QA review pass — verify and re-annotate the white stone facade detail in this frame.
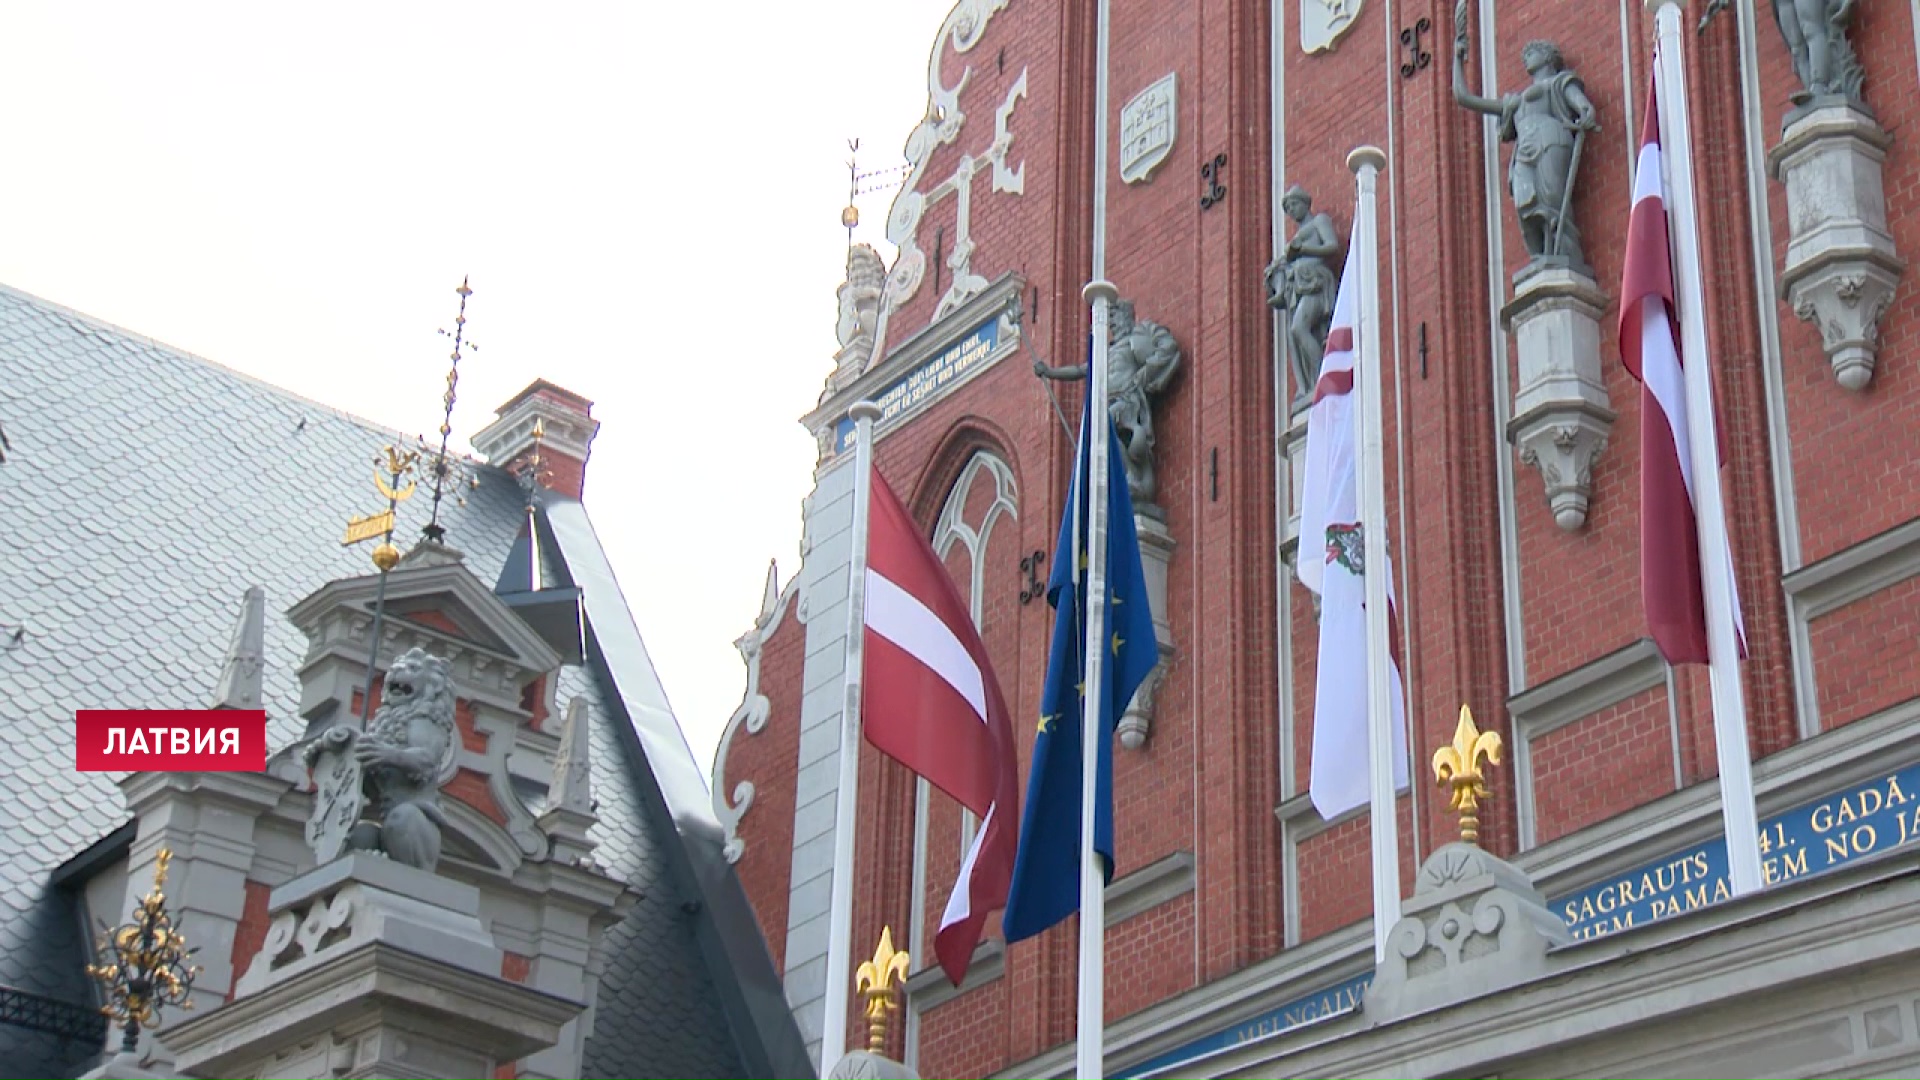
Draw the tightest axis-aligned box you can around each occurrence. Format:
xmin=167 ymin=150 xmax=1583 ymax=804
xmin=1768 ymin=104 xmax=1906 ymax=391
xmin=1119 ymin=73 xmax=1177 ymax=185
xmin=713 ymin=561 xmax=798 ymax=864
xmin=869 ymin=0 xmax=1027 ymax=365
xmin=1501 ymin=265 xmax=1614 ymax=532
xmin=1301 ymin=0 xmax=1363 ymax=53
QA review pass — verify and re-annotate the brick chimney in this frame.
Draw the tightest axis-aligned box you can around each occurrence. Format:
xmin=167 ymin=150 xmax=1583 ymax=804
xmin=471 ymin=379 xmax=600 ymax=499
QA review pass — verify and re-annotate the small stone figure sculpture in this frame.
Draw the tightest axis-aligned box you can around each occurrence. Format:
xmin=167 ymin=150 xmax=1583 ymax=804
xmin=1265 ymin=185 xmax=1344 ymax=401
xmin=824 ymin=245 xmax=887 ymax=401
xmin=1778 ymin=0 xmax=1862 ymax=106
xmin=1452 ymin=2 xmax=1599 ymax=270
xmin=1703 ymin=0 xmax=1863 ymax=108
xmin=1034 ymin=299 xmax=1182 ymax=509
xmin=303 ymin=648 xmax=460 ymax=871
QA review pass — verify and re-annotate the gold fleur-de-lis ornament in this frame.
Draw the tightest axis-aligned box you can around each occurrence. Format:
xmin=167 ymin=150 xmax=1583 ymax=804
xmin=854 ymin=925 xmax=911 ymax=1054
xmin=1432 ymin=705 xmax=1504 ymax=845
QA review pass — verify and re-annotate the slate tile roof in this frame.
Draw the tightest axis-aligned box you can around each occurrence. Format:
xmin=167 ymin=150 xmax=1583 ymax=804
xmin=0 ymin=284 xmax=794 ymax=1078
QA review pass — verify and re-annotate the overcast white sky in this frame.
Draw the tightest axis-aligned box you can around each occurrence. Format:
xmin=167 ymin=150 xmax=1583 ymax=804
xmin=0 ymin=1 xmax=952 ymax=778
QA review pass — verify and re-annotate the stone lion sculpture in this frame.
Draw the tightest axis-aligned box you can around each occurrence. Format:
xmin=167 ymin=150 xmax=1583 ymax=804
xmin=303 ymin=648 xmax=459 ymax=871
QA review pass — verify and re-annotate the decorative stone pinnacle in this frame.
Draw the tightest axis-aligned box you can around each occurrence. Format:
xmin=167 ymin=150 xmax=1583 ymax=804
xmin=1432 ymin=704 xmax=1504 ymax=845
xmin=211 ymin=586 xmax=266 ymax=711
xmin=855 ymin=925 xmax=910 ymax=1054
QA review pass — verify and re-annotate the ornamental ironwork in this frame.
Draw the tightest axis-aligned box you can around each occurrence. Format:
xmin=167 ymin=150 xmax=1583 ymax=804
xmin=85 ymin=848 xmax=202 ymax=1053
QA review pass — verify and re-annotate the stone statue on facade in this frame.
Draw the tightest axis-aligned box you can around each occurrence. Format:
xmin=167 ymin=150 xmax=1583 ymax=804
xmin=1264 ymin=185 xmax=1344 ymax=403
xmin=302 ymin=648 xmax=460 ymax=872
xmin=1704 ymin=0 xmax=1863 ymax=110
xmin=824 ymin=245 xmax=887 ymax=402
xmin=1452 ymin=5 xmax=1599 ymax=272
xmin=1773 ymin=0 xmax=1863 ymax=108
xmin=1033 ymin=299 xmax=1182 ymax=510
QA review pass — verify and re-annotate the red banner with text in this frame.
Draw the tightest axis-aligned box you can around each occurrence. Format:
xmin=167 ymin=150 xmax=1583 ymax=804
xmin=75 ymin=710 xmax=268 ymax=772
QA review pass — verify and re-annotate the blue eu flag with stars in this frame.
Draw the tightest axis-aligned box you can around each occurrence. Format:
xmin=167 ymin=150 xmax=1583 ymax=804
xmin=1002 ymin=392 xmax=1160 ymax=942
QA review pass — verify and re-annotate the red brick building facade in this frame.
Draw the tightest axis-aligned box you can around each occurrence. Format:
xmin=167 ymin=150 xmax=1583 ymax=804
xmin=712 ymin=1 xmax=1920 ymax=1076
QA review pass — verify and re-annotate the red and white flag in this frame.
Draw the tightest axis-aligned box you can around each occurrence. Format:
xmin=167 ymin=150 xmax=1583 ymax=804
xmin=861 ymin=469 xmax=1020 ymax=985
xmin=1296 ymin=225 xmax=1409 ymax=821
xmin=1620 ymin=69 xmax=1745 ymax=666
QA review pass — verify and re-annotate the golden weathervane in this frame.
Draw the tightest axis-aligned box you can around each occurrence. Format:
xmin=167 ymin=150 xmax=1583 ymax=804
xmin=854 ymin=925 xmax=910 ymax=1054
xmin=1432 ymin=704 xmax=1504 ymax=845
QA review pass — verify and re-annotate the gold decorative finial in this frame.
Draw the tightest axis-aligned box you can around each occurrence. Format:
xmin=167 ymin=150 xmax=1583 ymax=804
xmin=371 ymin=542 xmax=402 ymax=572
xmin=854 ymin=925 xmax=910 ymax=1055
xmin=349 ymin=444 xmax=420 ymax=723
xmin=843 ymin=138 xmax=861 ymax=247
xmin=87 ymin=847 xmax=202 ymax=1053
xmin=1432 ymin=704 xmax=1504 ymax=845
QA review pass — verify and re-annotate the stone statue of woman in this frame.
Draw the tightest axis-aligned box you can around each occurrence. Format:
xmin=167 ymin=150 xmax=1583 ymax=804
xmin=1452 ymin=1 xmax=1599 ymax=272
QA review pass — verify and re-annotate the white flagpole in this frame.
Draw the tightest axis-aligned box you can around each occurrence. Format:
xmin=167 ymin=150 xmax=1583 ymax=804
xmin=1647 ymin=0 xmax=1763 ymax=896
xmin=822 ymin=399 xmax=884 ymax=1070
xmin=1347 ymin=145 xmax=1403 ymax=963
xmin=1078 ymin=0 xmax=1115 ymax=1071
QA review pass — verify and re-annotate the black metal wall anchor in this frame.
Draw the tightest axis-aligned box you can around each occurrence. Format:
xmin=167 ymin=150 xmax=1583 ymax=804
xmin=1200 ymin=153 xmax=1228 ymax=210
xmin=1400 ymin=18 xmax=1432 ymax=79
xmin=1019 ymin=549 xmax=1047 ymax=604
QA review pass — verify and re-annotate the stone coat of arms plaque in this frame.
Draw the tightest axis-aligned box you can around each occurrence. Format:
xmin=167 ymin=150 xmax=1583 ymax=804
xmin=1119 ymin=73 xmax=1177 ymax=185
xmin=1302 ymin=0 xmax=1363 ymax=54
xmin=305 ymin=726 xmax=363 ymax=864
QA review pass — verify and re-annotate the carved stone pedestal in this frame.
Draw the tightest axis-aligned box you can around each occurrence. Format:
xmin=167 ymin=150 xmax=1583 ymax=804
xmin=1119 ymin=512 xmax=1176 ymax=750
xmin=165 ymin=855 xmax=579 ymax=1079
xmin=1769 ymin=102 xmax=1905 ymax=391
xmin=1502 ymin=263 xmax=1614 ymax=531
xmin=1362 ymin=843 xmax=1573 ymax=1024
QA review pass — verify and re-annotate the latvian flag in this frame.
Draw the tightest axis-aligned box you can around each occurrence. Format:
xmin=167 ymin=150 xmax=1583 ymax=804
xmin=860 ymin=468 xmax=1021 ymax=985
xmin=1296 ymin=222 xmax=1409 ymax=821
xmin=1620 ymin=65 xmax=1746 ymax=665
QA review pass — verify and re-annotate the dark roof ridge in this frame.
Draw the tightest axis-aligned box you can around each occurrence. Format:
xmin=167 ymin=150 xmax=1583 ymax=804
xmin=0 ymin=282 xmax=438 ymax=450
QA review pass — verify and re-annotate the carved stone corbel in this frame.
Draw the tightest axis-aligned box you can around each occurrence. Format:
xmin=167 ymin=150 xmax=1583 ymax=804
xmin=1769 ymin=104 xmax=1905 ymax=391
xmin=1502 ymin=265 xmax=1614 ymax=531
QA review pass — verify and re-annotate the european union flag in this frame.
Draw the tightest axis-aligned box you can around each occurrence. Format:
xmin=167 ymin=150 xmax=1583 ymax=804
xmin=1002 ymin=393 xmax=1160 ymax=942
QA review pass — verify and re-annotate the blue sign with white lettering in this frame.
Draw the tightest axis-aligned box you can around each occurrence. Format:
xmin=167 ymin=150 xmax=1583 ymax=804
xmin=1549 ymin=758 xmax=1920 ymax=940
xmin=833 ymin=316 xmax=1002 ymax=453
xmin=1111 ymin=972 xmax=1372 ymax=1079
xmin=1109 ymin=758 xmax=1920 ymax=1077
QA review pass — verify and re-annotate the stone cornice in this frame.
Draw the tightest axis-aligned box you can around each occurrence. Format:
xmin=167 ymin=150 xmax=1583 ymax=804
xmin=1190 ymin=846 xmax=1920 ymax=1078
xmin=1784 ymin=514 xmax=1920 ymax=618
xmin=994 ymin=921 xmax=1374 ymax=1080
xmin=164 ymin=940 xmax=581 ymax=1076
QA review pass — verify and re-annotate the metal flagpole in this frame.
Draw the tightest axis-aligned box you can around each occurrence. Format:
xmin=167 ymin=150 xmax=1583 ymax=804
xmin=1079 ymin=0 xmax=1115 ymax=1071
xmin=1647 ymin=0 xmax=1763 ymax=896
xmin=1347 ymin=145 xmax=1403 ymax=963
xmin=823 ymin=399 xmax=884 ymax=1070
